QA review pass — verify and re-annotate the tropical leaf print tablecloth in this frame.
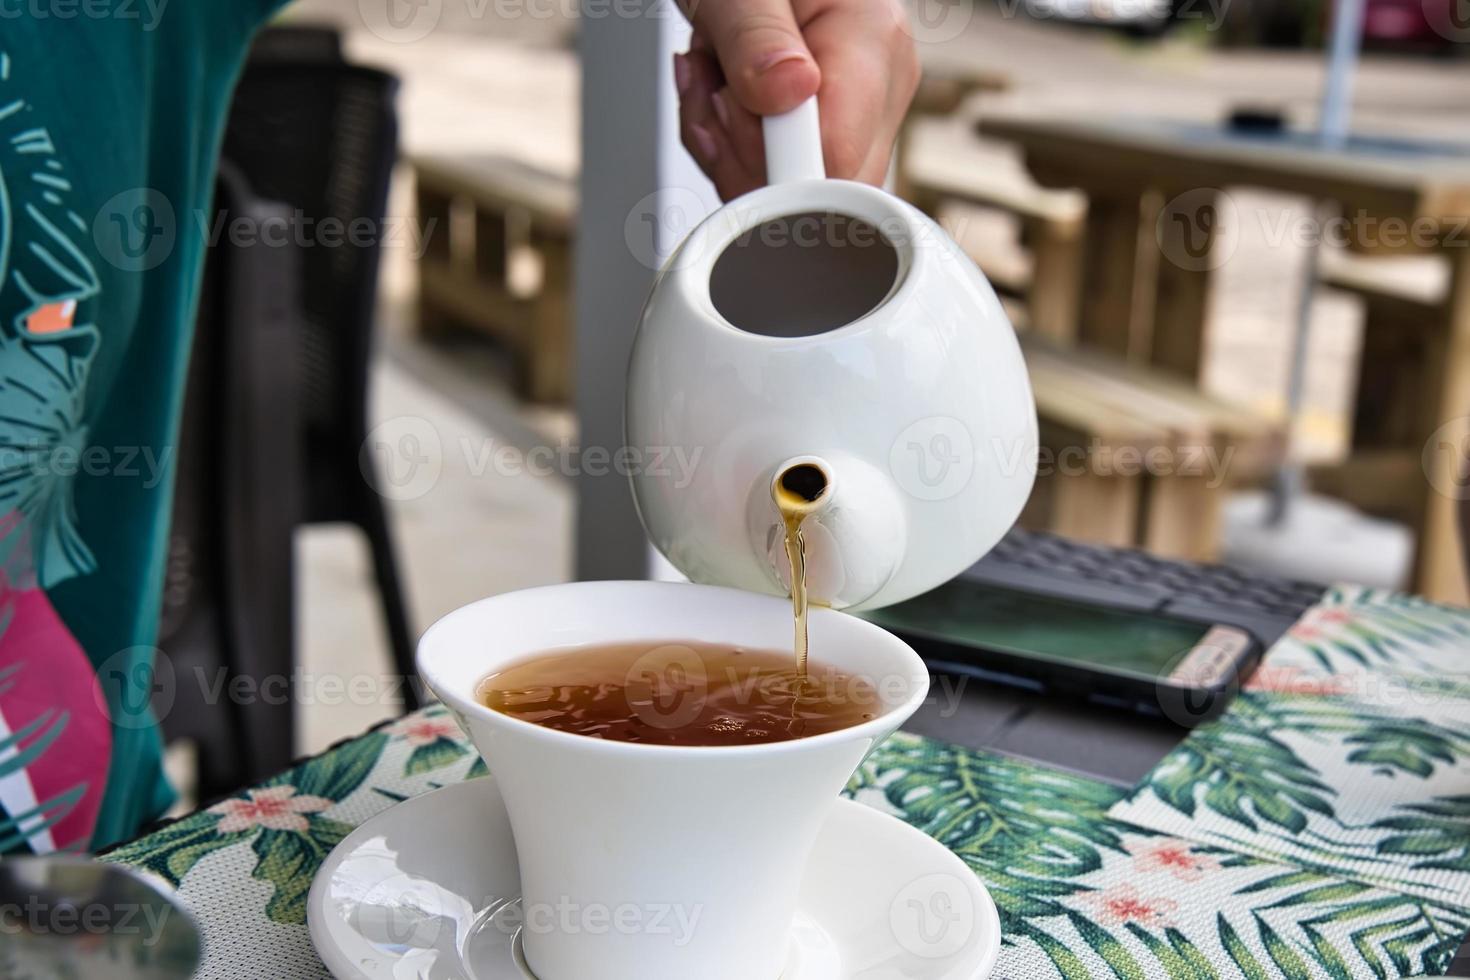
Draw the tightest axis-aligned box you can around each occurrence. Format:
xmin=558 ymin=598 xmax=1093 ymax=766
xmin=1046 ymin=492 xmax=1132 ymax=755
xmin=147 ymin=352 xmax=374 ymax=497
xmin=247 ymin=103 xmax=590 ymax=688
xmin=1112 ymin=587 xmax=1470 ymax=911
xmin=855 ymin=736 xmax=1469 ymax=979
xmin=104 ymin=586 xmax=1470 ymax=979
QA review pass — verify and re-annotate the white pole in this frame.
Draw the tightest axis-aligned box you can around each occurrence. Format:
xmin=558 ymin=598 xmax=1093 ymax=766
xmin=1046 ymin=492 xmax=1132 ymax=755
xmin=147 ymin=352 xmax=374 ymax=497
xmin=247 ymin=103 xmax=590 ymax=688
xmin=574 ymin=1 xmax=665 ymax=580
xmin=1319 ymin=0 xmax=1366 ymax=148
xmin=1270 ymin=0 xmax=1366 ymax=524
xmin=576 ymin=7 xmax=719 ymax=580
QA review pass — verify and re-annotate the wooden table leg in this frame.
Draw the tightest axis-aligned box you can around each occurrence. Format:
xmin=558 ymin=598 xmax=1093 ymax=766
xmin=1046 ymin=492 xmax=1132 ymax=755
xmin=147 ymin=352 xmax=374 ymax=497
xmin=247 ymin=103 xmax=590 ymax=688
xmin=1141 ymin=473 xmax=1223 ymax=562
xmin=415 ymin=181 xmax=456 ymax=339
xmin=1047 ymin=470 xmax=1141 ymax=548
xmin=1414 ymin=246 xmax=1470 ymax=605
xmin=1148 ymin=188 xmax=1220 ymax=380
xmin=1025 ymin=213 xmax=1084 ymax=344
xmin=1308 ymin=449 xmax=1422 ymax=523
xmin=527 ymin=233 xmax=573 ymax=404
xmin=1076 ymin=189 xmax=1150 ymax=360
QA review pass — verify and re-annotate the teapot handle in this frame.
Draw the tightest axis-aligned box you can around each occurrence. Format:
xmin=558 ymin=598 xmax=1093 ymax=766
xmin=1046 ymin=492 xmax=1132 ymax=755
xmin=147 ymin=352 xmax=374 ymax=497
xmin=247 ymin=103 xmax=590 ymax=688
xmin=763 ymin=96 xmax=825 ymax=184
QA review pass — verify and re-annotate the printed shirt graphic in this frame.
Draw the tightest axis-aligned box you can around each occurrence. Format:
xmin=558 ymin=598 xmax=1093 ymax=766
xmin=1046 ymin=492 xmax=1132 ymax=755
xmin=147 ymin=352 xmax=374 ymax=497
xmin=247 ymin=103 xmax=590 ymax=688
xmin=0 ymin=0 xmax=287 ymax=852
xmin=0 ymin=48 xmax=117 ymax=854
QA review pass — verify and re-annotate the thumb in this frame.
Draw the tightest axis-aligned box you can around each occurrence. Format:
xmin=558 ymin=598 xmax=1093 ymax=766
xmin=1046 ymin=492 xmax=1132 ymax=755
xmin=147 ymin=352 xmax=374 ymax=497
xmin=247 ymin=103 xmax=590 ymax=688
xmin=684 ymin=0 xmax=820 ymax=117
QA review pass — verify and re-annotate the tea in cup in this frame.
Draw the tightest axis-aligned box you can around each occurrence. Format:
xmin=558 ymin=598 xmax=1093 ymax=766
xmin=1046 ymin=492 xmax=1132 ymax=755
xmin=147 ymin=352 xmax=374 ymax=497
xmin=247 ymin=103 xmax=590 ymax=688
xmin=416 ymin=580 xmax=929 ymax=980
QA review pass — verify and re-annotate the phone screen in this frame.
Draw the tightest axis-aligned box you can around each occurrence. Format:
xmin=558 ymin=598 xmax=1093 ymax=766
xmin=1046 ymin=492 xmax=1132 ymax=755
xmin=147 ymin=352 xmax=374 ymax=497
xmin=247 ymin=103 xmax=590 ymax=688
xmin=864 ymin=580 xmax=1212 ymax=684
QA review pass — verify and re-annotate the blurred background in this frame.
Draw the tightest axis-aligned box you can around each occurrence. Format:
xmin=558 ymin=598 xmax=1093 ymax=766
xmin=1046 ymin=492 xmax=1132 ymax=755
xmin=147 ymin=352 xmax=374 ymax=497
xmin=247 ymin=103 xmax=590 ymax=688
xmin=162 ymin=0 xmax=1470 ymax=804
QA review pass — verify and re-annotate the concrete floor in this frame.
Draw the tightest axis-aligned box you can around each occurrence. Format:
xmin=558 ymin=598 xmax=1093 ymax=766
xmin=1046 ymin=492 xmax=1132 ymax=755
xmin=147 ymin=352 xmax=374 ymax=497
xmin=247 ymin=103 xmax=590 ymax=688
xmin=272 ymin=2 xmax=1470 ymax=756
xmin=295 ymin=362 xmax=572 ymax=753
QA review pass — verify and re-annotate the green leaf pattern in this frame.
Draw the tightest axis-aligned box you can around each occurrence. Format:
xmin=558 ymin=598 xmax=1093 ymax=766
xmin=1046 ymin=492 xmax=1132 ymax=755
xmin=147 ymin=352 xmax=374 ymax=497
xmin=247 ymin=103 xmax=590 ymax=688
xmin=0 ymin=662 xmax=88 ymax=852
xmin=102 ymin=586 xmax=1470 ymax=976
xmin=1113 ymin=587 xmax=1470 ymax=910
xmin=846 ymin=734 xmax=1470 ymax=978
xmin=387 ymin=709 xmax=471 ymax=776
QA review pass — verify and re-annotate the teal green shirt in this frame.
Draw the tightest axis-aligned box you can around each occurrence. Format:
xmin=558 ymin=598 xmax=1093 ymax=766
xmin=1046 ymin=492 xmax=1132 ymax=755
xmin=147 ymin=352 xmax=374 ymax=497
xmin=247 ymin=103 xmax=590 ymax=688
xmin=1 ymin=0 xmax=285 ymax=850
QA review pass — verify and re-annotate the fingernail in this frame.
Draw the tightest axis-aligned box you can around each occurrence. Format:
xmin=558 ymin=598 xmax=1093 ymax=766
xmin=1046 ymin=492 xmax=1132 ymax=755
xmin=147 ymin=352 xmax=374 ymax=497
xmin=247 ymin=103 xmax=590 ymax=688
xmin=711 ymin=91 xmax=731 ymax=130
xmin=673 ymin=53 xmax=691 ymax=96
xmin=691 ymin=123 xmax=718 ymax=162
xmin=756 ymin=50 xmax=809 ymax=74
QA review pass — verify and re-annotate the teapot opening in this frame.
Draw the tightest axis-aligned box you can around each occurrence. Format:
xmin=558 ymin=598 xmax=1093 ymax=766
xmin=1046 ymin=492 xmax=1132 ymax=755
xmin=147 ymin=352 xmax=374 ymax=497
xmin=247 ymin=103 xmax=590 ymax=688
xmin=777 ymin=462 xmax=829 ymax=507
xmin=709 ymin=211 xmax=901 ymax=338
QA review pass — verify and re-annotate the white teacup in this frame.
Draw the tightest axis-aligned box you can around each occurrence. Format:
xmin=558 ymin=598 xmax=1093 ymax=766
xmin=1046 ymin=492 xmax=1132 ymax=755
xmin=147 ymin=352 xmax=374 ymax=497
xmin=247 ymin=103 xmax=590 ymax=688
xmin=417 ymin=580 xmax=930 ymax=980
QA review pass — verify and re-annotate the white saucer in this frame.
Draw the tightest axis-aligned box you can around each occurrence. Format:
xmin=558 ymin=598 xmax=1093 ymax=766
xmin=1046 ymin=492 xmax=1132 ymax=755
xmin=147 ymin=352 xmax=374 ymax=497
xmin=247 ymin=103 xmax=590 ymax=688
xmin=308 ymin=778 xmax=1000 ymax=980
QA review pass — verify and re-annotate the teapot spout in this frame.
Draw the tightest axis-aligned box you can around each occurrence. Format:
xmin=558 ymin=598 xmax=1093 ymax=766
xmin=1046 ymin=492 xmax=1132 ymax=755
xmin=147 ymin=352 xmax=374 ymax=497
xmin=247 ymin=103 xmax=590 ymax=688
xmin=771 ymin=456 xmax=835 ymax=521
xmin=751 ymin=453 xmax=906 ymax=611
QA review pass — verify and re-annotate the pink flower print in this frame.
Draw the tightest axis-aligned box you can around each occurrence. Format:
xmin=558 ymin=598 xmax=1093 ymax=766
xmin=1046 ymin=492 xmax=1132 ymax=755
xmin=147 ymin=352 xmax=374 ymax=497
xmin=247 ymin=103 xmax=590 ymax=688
xmin=1127 ymin=839 xmax=1220 ymax=882
xmin=1245 ymin=665 xmax=1352 ymax=697
xmin=209 ymin=785 xmax=332 ymax=835
xmin=390 ymin=715 xmax=463 ymax=746
xmin=1080 ymin=884 xmax=1179 ymax=929
xmin=1288 ymin=607 xmax=1352 ymax=643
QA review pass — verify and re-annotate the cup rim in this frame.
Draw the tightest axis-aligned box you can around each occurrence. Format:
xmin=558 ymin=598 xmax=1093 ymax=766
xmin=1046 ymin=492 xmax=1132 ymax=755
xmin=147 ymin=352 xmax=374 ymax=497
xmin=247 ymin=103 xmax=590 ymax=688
xmin=417 ymin=580 xmax=931 ymax=758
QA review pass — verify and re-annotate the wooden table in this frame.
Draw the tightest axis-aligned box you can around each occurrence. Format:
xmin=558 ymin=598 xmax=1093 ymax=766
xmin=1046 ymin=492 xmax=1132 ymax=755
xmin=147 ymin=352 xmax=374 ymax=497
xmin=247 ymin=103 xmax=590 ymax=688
xmin=1021 ymin=333 xmax=1282 ymax=561
xmin=413 ymin=154 xmax=577 ymax=403
xmin=892 ymin=65 xmax=1010 ymax=203
xmin=913 ymin=64 xmax=1010 ymax=114
xmin=980 ymin=115 xmax=1470 ymax=604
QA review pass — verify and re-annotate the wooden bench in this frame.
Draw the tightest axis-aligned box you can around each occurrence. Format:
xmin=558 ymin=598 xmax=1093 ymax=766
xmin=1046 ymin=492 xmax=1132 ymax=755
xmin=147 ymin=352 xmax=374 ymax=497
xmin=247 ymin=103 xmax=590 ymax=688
xmin=906 ymin=156 xmax=1086 ymax=342
xmin=1315 ymin=252 xmax=1460 ymax=598
xmin=1321 ymin=252 xmax=1447 ymax=452
xmin=1020 ymin=335 xmax=1283 ymax=561
xmin=414 ymin=155 xmax=576 ymax=403
xmin=893 ymin=66 xmax=1010 ymax=202
xmin=895 ymin=68 xmax=1085 ymax=342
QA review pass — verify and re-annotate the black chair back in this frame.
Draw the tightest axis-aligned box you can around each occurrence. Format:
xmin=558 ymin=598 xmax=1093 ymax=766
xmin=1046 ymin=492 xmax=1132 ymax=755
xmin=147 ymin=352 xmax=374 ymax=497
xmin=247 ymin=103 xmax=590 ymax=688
xmin=220 ymin=58 xmax=419 ymax=704
xmin=160 ymin=162 xmax=302 ymax=800
xmin=247 ymin=23 xmax=344 ymax=63
xmin=222 ymin=62 xmax=397 ymax=505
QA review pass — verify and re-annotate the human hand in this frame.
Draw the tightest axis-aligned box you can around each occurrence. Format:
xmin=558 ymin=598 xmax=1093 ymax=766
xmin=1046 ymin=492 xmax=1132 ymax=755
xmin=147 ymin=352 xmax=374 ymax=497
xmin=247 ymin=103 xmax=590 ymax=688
xmin=676 ymin=0 xmax=920 ymax=200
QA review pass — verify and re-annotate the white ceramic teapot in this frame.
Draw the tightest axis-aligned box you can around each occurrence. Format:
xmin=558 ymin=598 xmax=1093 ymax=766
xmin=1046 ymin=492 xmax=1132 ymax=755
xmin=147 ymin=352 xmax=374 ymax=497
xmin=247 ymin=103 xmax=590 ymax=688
xmin=626 ymin=98 xmax=1037 ymax=612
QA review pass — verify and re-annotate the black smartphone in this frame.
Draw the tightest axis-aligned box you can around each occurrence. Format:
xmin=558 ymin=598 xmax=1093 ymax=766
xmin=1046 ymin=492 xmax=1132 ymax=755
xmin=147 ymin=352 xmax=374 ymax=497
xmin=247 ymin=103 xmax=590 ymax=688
xmin=863 ymin=579 xmax=1261 ymax=726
